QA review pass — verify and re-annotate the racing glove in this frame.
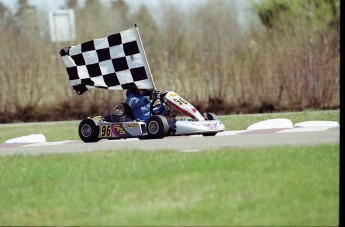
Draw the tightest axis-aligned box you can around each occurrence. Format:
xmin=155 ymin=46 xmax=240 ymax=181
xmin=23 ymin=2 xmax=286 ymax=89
xmin=154 ymin=91 xmax=161 ymax=100
xmin=149 ymin=90 xmax=160 ymax=100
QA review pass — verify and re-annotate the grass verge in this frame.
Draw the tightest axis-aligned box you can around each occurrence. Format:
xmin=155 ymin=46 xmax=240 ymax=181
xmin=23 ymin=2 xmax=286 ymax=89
xmin=219 ymin=109 xmax=340 ymax=130
xmin=0 ymin=144 xmax=339 ymax=226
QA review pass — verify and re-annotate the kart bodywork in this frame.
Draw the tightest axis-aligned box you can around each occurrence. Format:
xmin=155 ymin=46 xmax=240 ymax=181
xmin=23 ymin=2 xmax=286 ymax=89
xmin=78 ymin=91 xmax=225 ymax=142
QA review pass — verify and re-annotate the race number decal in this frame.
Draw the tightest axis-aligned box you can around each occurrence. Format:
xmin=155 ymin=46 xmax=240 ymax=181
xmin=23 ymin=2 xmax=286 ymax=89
xmin=100 ymin=125 xmax=112 ymax=137
xmin=173 ymin=97 xmax=189 ymax=106
xmin=165 ymin=91 xmax=204 ymax=121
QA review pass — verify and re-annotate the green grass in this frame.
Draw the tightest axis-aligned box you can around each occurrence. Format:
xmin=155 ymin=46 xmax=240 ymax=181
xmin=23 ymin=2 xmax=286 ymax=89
xmin=219 ymin=109 xmax=340 ymax=130
xmin=0 ymin=122 xmax=80 ymax=143
xmin=0 ymin=110 xmax=339 ymax=143
xmin=0 ymin=144 xmax=339 ymax=226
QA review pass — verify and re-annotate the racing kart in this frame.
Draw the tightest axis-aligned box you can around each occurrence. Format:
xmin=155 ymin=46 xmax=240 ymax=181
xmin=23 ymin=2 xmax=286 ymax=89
xmin=78 ymin=91 xmax=225 ymax=142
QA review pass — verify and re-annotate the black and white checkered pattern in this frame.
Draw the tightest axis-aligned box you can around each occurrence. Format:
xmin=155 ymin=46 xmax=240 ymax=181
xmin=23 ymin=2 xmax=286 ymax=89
xmin=59 ymin=27 xmax=154 ymax=95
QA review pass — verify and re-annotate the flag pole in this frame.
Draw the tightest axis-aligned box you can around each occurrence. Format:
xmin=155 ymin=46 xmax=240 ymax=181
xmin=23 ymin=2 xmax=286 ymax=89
xmin=134 ymin=24 xmax=156 ymax=90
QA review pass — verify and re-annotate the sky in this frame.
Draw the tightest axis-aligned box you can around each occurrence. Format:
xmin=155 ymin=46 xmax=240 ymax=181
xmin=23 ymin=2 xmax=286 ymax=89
xmin=0 ymin=0 xmax=209 ymax=12
xmin=0 ymin=0 xmax=257 ymax=29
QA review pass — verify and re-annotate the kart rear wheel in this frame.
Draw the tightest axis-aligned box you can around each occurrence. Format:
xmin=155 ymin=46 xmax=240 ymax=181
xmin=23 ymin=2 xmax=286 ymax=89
xmin=78 ymin=119 xmax=100 ymax=143
xmin=147 ymin=115 xmax=169 ymax=139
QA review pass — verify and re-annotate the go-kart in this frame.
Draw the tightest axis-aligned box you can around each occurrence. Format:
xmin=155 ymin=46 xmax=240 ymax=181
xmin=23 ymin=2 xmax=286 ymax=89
xmin=78 ymin=91 xmax=225 ymax=142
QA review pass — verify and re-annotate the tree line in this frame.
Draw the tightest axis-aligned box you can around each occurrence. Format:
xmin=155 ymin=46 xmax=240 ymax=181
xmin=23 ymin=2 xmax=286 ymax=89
xmin=0 ymin=0 xmax=339 ymax=122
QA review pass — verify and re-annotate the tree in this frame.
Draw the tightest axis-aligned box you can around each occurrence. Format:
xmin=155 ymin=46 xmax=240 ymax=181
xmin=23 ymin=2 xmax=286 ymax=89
xmin=111 ymin=0 xmax=129 ymax=22
xmin=0 ymin=2 xmax=14 ymax=30
xmin=15 ymin=0 xmax=37 ymax=39
xmin=0 ymin=2 xmax=8 ymax=16
xmin=66 ymin=0 xmax=78 ymax=9
xmin=252 ymin=0 xmax=340 ymax=108
xmin=253 ymin=0 xmax=340 ymax=34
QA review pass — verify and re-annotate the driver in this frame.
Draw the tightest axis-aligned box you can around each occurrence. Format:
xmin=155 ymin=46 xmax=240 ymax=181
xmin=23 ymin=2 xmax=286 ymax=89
xmin=125 ymin=89 xmax=166 ymax=122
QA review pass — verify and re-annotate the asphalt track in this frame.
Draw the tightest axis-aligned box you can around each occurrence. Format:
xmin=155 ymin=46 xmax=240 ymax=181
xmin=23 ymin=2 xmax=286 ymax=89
xmin=0 ymin=127 xmax=339 ymax=156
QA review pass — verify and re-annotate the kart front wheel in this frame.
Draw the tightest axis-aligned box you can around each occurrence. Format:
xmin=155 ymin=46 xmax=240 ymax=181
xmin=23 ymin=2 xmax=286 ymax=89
xmin=202 ymin=132 xmax=217 ymax=136
xmin=202 ymin=113 xmax=218 ymax=136
xmin=204 ymin=112 xmax=218 ymax=120
xmin=78 ymin=118 xmax=100 ymax=143
xmin=147 ymin=116 xmax=169 ymax=139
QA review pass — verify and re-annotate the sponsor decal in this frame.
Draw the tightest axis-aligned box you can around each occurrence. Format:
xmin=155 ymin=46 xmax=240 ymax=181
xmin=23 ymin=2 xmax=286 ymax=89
xmin=125 ymin=123 xmax=138 ymax=128
xmin=209 ymin=123 xmax=218 ymax=129
xmin=111 ymin=124 xmax=126 ymax=137
xmin=167 ymin=92 xmax=178 ymax=97
xmin=199 ymin=123 xmax=218 ymax=129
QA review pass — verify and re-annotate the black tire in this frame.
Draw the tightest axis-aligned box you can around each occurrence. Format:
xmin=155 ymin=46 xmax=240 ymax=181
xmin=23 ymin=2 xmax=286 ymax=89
xmin=205 ymin=112 xmax=218 ymax=120
xmin=202 ymin=113 xmax=218 ymax=136
xmin=146 ymin=115 xmax=169 ymax=139
xmin=78 ymin=118 xmax=100 ymax=143
xmin=202 ymin=132 xmax=217 ymax=136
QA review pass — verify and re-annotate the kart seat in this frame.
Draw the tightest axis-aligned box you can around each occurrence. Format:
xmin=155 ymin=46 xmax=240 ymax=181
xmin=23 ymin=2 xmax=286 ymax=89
xmin=121 ymin=103 xmax=135 ymax=120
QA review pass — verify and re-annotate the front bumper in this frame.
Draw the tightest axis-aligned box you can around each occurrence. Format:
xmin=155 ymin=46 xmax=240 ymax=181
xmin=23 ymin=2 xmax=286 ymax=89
xmin=174 ymin=120 xmax=225 ymax=135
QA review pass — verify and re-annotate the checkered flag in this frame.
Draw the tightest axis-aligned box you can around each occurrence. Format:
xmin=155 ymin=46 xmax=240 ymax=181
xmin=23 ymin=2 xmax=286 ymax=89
xmin=59 ymin=26 xmax=155 ymax=95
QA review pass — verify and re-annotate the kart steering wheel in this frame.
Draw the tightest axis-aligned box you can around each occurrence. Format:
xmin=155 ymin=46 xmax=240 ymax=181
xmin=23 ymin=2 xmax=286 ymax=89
xmin=150 ymin=97 xmax=161 ymax=115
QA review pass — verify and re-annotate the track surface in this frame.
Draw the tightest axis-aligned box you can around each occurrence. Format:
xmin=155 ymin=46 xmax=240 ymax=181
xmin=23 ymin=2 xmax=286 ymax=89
xmin=0 ymin=127 xmax=339 ymax=156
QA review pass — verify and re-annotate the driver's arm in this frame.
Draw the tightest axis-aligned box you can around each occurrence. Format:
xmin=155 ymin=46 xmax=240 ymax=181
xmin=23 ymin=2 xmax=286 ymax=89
xmin=127 ymin=96 xmax=150 ymax=109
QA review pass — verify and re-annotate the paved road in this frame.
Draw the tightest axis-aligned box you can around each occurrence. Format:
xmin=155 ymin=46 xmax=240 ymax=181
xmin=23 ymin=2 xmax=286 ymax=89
xmin=0 ymin=128 xmax=339 ymax=156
